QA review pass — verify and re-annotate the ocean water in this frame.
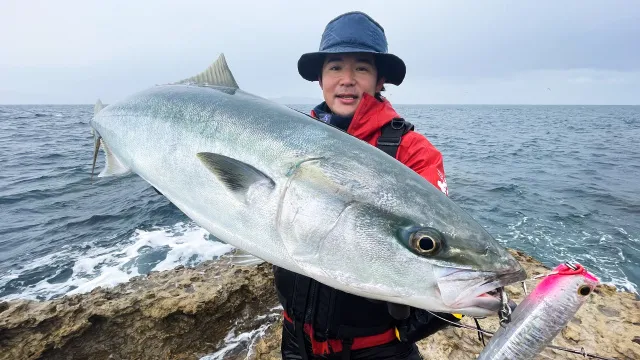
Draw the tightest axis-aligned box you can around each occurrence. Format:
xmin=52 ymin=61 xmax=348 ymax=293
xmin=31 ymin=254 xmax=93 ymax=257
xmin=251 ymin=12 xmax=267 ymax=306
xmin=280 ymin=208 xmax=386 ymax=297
xmin=0 ymin=104 xmax=638 ymax=304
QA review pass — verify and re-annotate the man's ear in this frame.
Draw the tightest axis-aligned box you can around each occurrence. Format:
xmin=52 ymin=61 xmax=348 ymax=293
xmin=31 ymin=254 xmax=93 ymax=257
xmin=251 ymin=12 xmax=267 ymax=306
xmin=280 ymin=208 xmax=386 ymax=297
xmin=376 ymin=77 xmax=386 ymax=92
xmin=318 ymin=76 xmax=323 ymax=89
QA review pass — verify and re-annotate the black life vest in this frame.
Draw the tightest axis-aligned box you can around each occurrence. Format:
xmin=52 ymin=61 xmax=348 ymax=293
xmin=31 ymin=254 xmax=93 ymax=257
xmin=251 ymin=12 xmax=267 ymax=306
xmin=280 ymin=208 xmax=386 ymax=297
xmin=273 ymin=117 xmax=414 ymax=356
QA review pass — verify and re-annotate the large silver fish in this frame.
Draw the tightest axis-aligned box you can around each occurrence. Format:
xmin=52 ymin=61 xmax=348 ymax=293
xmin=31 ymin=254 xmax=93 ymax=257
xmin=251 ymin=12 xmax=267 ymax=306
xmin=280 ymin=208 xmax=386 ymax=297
xmin=477 ymin=263 xmax=599 ymax=359
xmin=89 ymin=54 xmax=527 ymax=317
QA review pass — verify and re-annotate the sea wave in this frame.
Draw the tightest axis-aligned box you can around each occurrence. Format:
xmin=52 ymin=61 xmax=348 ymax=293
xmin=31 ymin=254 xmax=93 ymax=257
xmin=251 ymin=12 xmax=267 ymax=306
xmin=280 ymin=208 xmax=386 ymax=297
xmin=0 ymin=221 xmax=234 ymax=301
xmin=1 ymin=104 xmax=638 ymax=301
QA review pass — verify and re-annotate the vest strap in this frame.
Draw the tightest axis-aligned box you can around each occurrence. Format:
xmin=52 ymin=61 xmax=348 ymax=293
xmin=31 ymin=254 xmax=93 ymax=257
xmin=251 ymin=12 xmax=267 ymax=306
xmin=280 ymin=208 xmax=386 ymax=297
xmin=294 ymin=320 xmax=310 ymax=360
xmin=291 ymin=275 xmax=313 ymax=359
xmin=376 ymin=118 xmax=414 ymax=158
xmin=283 ymin=311 xmax=397 ymax=356
xmin=341 ymin=338 xmax=353 ymax=360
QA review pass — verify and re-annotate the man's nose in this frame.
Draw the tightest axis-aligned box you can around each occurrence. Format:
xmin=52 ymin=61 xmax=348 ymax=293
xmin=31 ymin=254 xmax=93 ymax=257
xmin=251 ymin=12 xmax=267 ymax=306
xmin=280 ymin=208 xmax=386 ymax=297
xmin=339 ymin=70 xmax=356 ymax=86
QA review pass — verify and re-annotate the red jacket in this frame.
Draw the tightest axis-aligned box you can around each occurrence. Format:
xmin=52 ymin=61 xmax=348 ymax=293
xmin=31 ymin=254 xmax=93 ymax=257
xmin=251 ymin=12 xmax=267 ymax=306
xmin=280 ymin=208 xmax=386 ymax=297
xmin=311 ymin=93 xmax=448 ymax=196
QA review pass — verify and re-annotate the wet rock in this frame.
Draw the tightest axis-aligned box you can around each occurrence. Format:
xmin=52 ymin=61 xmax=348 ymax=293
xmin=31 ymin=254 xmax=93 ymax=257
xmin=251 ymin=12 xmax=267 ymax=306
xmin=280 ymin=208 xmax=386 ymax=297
xmin=616 ymin=341 xmax=640 ymax=360
xmin=0 ymin=249 xmax=637 ymax=360
xmin=0 ymin=259 xmax=277 ymax=360
xmin=593 ymin=284 xmax=618 ymax=296
xmin=597 ymin=305 xmax=621 ymax=317
xmin=561 ymin=323 xmax=581 ymax=343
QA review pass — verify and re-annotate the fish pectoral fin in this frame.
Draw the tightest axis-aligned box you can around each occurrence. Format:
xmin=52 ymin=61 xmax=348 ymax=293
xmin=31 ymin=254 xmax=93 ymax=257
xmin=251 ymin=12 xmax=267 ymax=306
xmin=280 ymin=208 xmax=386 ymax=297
xmin=171 ymin=53 xmax=239 ymax=89
xmin=98 ymin=139 xmax=131 ymax=177
xmin=196 ymin=152 xmax=275 ymax=196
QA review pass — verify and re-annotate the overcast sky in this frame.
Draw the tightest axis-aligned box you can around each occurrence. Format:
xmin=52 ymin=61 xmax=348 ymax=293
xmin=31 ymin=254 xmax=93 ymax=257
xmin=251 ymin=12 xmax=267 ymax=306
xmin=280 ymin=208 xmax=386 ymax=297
xmin=1 ymin=1 xmax=639 ymax=105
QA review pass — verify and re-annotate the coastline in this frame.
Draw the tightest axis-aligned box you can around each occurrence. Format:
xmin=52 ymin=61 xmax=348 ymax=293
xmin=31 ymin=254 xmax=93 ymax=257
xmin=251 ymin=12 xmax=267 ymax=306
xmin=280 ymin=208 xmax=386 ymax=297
xmin=0 ymin=249 xmax=638 ymax=360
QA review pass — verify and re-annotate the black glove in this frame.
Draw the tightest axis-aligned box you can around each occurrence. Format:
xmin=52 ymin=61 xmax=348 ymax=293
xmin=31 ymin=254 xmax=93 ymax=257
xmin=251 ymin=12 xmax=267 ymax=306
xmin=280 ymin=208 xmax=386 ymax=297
xmin=387 ymin=302 xmax=411 ymax=320
xmin=394 ymin=308 xmax=462 ymax=343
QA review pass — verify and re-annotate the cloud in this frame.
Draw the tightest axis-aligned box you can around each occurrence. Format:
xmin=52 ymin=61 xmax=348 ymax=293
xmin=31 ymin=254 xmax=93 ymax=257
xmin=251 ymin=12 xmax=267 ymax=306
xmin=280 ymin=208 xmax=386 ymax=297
xmin=386 ymin=69 xmax=640 ymax=105
xmin=1 ymin=0 xmax=639 ymax=104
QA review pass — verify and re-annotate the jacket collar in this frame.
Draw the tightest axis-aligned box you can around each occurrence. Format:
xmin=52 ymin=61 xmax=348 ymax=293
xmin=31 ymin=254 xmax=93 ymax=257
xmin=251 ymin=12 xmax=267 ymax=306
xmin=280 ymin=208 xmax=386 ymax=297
xmin=312 ymin=102 xmax=353 ymax=131
xmin=311 ymin=93 xmax=400 ymax=140
xmin=346 ymin=93 xmax=400 ymax=140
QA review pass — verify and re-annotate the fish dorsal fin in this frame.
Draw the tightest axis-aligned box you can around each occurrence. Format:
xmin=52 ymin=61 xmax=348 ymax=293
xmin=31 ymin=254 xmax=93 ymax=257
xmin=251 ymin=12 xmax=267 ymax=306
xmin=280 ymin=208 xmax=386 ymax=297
xmin=197 ymin=152 xmax=274 ymax=199
xmin=173 ymin=53 xmax=239 ymax=89
xmin=94 ymin=99 xmax=105 ymax=115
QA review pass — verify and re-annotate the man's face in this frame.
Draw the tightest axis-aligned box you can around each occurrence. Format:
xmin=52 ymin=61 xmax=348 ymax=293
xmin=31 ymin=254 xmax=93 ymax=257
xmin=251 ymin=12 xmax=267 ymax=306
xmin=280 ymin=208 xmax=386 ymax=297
xmin=319 ymin=53 xmax=385 ymax=117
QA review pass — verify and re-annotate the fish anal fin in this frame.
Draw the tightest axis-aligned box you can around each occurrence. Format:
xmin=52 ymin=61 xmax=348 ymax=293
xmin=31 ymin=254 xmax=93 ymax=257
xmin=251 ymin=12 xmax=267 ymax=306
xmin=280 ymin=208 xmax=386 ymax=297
xmin=226 ymin=249 xmax=266 ymax=267
xmin=99 ymin=139 xmax=131 ymax=177
xmin=172 ymin=53 xmax=239 ymax=89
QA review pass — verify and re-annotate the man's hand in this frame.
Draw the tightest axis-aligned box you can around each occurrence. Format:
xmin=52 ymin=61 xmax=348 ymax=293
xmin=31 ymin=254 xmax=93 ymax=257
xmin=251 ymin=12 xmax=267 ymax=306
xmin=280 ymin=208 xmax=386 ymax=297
xmin=387 ymin=302 xmax=411 ymax=320
xmin=394 ymin=308 xmax=462 ymax=343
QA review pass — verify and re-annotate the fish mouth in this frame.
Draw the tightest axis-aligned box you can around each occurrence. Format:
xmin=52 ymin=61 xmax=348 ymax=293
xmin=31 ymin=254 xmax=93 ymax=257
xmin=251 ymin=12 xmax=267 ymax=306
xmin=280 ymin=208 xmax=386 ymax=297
xmin=435 ymin=266 xmax=527 ymax=313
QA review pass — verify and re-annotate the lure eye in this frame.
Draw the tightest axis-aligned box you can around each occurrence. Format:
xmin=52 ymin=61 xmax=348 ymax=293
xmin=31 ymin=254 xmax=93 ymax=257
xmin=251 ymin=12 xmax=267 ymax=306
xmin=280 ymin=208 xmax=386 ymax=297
xmin=410 ymin=228 xmax=443 ymax=255
xmin=577 ymin=285 xmax=592 ymax=296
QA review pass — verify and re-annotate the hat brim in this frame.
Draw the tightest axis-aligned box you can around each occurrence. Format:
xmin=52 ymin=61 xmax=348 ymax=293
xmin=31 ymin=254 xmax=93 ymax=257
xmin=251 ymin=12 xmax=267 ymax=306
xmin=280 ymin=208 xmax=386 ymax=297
xmin=298 ymin=47 xmax=406 ymax=86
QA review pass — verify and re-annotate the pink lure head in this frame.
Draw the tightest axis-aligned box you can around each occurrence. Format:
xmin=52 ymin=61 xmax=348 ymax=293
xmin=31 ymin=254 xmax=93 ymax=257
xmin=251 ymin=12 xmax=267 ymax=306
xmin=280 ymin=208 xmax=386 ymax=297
xmin=534 ymin=263 xmax=600 ymax=298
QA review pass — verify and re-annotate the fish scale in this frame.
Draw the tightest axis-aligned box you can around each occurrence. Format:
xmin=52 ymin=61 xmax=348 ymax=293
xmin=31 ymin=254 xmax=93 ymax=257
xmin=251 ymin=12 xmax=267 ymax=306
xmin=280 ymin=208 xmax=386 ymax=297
xmin=89 ymin=53 xmax=527 ymax=317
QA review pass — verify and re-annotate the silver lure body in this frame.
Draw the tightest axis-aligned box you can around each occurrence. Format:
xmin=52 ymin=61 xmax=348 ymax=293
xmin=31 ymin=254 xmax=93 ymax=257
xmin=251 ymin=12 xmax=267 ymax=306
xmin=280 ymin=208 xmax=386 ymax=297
xmin=477 ymin=264 xmax=599 ymax=360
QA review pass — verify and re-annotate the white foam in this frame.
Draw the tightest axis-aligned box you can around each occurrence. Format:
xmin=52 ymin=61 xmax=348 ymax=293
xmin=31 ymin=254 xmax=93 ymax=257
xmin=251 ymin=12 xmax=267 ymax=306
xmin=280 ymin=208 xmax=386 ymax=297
xmin=604 ymin=278 xmax=638 ymax=295
xmin=0 ymin=221 xmax=234 ymax=301
xmin=199 ymin=312 xmax=280 ymax=360
xmin=615 ymin=227 xmax=629 ymax=236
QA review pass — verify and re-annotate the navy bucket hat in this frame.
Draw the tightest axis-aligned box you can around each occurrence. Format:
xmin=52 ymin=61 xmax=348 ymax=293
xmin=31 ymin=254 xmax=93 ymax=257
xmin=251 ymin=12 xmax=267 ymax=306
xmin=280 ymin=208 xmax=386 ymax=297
xmin=298 ymin=11 xmax=406 ymax=86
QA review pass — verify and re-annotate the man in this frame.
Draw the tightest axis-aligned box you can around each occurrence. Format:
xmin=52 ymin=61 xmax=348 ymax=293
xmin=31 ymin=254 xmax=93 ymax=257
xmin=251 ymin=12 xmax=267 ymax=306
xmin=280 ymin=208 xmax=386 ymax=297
xmin=274 ymin=11 xmax=460 ymax=360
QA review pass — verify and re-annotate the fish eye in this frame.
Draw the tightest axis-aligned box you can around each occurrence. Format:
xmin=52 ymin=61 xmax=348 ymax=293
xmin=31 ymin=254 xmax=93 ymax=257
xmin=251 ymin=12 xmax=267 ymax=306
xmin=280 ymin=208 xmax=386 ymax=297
xmin=577 ymin=285 xmax=592 ymax=296
xmin=410 ymin=228 xmax=443 ymax=255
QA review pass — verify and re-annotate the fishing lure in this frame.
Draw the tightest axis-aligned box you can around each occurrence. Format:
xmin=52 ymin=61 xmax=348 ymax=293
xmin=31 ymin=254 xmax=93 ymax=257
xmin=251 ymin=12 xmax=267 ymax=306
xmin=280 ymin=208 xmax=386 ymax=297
xmin=477 ymin=262 xmax=599 ymax=360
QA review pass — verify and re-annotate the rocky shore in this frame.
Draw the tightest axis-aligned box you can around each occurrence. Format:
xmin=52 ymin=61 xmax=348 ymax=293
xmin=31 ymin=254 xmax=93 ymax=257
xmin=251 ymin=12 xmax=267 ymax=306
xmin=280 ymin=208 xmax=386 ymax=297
xmin=1 ymin=250 xmax=638 ymax=360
